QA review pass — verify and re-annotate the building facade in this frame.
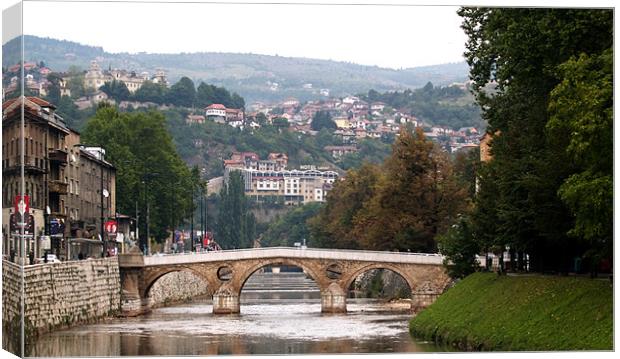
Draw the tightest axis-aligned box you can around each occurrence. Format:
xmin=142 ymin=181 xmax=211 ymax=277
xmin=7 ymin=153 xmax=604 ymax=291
xmin=81 ymin=60 xmax=168 ymax=94
xmin=2 ymin=96 xmax=116 ymax=261
xmin=223 ymin=152 xmax=336 ymax=205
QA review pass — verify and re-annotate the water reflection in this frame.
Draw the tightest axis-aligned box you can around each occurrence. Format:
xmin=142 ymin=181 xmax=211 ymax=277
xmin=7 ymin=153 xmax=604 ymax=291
xmin=29 ymin=300 xmax=441 ymax=356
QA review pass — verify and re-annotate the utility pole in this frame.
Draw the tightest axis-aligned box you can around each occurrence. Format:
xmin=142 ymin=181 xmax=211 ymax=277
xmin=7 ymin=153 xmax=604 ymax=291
xmin=200 ymin=188 xmax=204 ymax=245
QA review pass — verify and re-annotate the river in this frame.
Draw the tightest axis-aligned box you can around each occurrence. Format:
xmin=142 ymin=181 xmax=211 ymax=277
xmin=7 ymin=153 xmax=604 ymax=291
xmin=27 ymin=272 xmax=445 ymax=356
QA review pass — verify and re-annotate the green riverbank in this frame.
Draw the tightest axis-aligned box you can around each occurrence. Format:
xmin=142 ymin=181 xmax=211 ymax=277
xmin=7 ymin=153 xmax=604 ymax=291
xmin=410 ymin=272 xmax=613 ymax=351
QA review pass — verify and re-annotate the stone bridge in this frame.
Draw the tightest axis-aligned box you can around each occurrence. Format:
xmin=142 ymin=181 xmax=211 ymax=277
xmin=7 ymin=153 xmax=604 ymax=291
xmin=118 ymin=247 xmax=451 ymax=316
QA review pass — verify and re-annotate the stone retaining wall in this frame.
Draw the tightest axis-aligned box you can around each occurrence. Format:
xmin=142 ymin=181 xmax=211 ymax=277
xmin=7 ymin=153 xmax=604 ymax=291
xmin=147 ymin=271 xmax=209 ymax=308
xmin=2 ymin=258 xmax=121 ymax=338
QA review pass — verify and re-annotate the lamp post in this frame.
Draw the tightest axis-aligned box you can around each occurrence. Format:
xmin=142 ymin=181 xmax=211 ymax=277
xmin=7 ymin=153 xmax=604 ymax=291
xmin=74 ymin=144 xmax=107 ymax=258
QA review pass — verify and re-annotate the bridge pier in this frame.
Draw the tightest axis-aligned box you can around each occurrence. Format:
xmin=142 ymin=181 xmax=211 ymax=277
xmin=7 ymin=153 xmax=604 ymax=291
xmin=321 ymin=283 xmax=347 ymax=313
xmin=212 ymin=288 xmax=240 ymax=314
xmin=118 ymin=251 xmax=152 ymax=316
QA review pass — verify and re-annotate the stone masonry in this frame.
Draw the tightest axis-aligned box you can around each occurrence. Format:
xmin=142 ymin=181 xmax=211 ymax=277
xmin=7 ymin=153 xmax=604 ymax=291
xmin=119 ymin=247 xmax=452 ymax=316
xmin=147 ymin=271 xmax=210 ymax=308
xmin=2 ymin=258 xmax=121 ymax=339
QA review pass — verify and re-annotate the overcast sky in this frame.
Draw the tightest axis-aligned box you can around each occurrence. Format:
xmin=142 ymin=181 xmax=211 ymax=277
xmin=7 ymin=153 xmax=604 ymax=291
xmin=1 ymin=0 xmax=613 ymax=69
xmin=15 ymin=0 xmax=473 ymax=69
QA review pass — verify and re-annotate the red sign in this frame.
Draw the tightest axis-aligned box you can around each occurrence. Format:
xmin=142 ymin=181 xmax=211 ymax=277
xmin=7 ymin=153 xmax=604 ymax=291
xmin=105 ymin=220 xmax=118 ymax=234
xmin=14 ymin=195 xmax=30 ymax=215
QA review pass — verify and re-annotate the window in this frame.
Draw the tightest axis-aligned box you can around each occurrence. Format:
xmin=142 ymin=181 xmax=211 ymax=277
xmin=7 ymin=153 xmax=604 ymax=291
xmin=76 ymin=181 xmax=79 ymax=195
xmin=69 ymin=179 xmax=74 ymax=194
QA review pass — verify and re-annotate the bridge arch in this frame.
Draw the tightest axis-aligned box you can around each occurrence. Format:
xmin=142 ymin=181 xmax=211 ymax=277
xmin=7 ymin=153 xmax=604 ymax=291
xmin=142 ymin=266 xmax=215 ymax=299
xmin=343 ymin=263 xmax=415 ymax=296
xmin=236 ymin=258 xmax=325 ymax=297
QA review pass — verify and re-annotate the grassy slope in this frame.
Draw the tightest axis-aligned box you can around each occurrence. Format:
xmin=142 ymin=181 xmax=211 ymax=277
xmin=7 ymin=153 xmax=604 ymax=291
xmin=410 ymin=272 xmax=613 ymax=351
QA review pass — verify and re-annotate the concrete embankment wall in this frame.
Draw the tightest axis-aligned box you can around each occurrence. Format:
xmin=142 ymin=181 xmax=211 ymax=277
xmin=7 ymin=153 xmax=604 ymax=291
xmin=2 ymin=258 xmax=121 ymax=338
xmin=147 ymin=271 xmax=210 ymax=308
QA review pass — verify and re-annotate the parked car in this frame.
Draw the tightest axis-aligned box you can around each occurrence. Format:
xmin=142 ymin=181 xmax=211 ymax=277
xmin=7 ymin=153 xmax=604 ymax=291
xmin=35 ymin=254 xmax=61 ymax=264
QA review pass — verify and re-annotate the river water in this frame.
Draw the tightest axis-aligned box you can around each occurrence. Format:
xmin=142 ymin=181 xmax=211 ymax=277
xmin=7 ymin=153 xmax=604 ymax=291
xmin=27 ymin=272 xmax=445 ymax=356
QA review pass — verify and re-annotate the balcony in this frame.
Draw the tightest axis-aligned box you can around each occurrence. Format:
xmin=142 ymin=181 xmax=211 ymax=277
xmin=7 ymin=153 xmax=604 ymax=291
xmin=48 ymin=148 xmax=68 ymax=165
xmin=48 ymin=180 xmax=69 ymax=195
xmin=2 ymin=156 xmax=47 ymax=175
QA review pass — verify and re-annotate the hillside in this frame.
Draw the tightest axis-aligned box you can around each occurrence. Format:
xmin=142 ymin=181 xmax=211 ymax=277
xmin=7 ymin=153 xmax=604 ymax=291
xmin=410 ymin=272 xmax=613 ymax=351
xmin=3 ymin=35 xmax=469 ymax=103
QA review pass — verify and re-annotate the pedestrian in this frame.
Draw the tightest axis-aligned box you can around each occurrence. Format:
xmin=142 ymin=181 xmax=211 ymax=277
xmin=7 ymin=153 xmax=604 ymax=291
xmin=28 ymin=250 xmax=34 ymax=265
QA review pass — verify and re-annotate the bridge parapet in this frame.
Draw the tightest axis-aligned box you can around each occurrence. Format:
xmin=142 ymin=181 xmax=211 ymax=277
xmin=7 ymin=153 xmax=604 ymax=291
xmin=142 ymin=247 xmax=444 ymax=266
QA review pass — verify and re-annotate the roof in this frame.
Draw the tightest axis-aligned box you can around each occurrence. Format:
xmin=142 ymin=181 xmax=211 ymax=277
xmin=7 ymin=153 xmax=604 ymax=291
xmin=206 ymin=104 xmax=226 ymax=110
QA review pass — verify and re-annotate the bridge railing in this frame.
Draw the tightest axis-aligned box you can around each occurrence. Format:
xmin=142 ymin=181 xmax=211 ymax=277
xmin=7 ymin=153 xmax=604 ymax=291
xmin=142 ymin=246 xmax=444 ymax=266
xmin=153 ymin=246 xmax=442 ymax=257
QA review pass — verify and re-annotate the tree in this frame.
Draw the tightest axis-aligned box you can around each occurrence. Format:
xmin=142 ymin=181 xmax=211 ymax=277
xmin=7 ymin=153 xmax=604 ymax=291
xmin=100 ymin=79 xmax=130 ymax=102
xmin=66 ymin=66 xmax=86 ymax=99
xmin=82 ymin=106 xmax=194 ymax=243
xmin=308 ymin=163 xmax=382 ymax=249
xmin=260 ymin=203 xmax=324 ymax=247
xmin=311 ymin=110 xmax=336 ymax=131
xmin=255 ymin=112 xmax=268 ymax=126
xmin=195 ymin=82 xmax=245 ymax=109
xmin=167 ymin=76 xmax=196 ymax=107
xmin=453 ymin=147 xmax=480 ymax=199
xmin=437 ymin=216 xmax=480 ymax=278
xmin=547 ymin=49 xmax=613 ymax=263
xmin=44 ymin=72 xmax=62 ymax=104
xmin=215 ymin=171 xmax=256 ymax=249
xmin=352 ymin=128 xmax=469 ymax=252
xmin=133 ymin=80 xmax=167 ymax=104
xmin=459 ymin=8 xmax=613 ymax=272
xmin=272 ymin=117 xmax=289 ymax=128
xmin=309 ymin=129 xmax=469 ymax=252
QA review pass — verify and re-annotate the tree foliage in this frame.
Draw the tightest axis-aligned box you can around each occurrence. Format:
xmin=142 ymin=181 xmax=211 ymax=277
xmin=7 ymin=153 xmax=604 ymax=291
xmin=215 ymin=171 xmax=256 ymax=249
xmin=259 ymin=202 xmax=323 ymax=247
xmin=437 ymin=216 xmax=480 ymax=278
xmin=459 ymin=8 xmax=613 ymax=272
xmin=167 ymin=76 xmax=196 ymax=108
xmin=310 ymin=110 xmax=336 ymax=131
xmin=100 ymin=79 xmax=130 ymax=102
xmin=82 ymin=105 xmax=195 ymax=245
xmin=309 ymin=129 xmax=469 ymax=252
xmin=360 ymin=83 xmax=483 ymax=130
xmin=547 ymin=49 xmax=613 ymax=258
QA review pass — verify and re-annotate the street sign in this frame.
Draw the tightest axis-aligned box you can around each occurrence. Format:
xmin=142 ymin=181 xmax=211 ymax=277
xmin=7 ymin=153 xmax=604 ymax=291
xmin=14 ymin=195 xmax=30 ymax=215
xmin=105 ymin=220 xmax=118 ymax=234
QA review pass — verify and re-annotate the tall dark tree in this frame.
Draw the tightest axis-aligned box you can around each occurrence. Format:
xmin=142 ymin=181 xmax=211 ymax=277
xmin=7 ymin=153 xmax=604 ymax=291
xmin=167 ymin=76 xmax=196 ymax=107
xmin=100 ymin=79 xmax=130 ymax=102
xmin=216 ymin=171 xmax=256 ymax=249
xmin=459 ymin=8 xmax=613 ymax=271
xmin=311 ymin=110 xmax=336 ymax=131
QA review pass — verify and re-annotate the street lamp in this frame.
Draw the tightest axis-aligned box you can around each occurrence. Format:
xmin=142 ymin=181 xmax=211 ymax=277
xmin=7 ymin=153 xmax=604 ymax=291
xmin=74 ymin=144 xmax=107 ymax=258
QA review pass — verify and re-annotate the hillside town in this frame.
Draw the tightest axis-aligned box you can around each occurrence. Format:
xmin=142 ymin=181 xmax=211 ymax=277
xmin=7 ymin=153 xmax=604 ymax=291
xmin=3 ymin=59 xmax=482 ymax=161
